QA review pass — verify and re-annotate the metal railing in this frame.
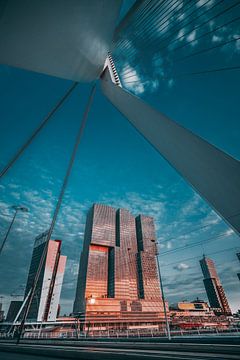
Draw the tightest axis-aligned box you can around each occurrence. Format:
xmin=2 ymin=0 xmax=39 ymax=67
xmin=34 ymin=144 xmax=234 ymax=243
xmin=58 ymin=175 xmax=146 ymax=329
xmin=1 ymin=327 xmax=239 ymax=340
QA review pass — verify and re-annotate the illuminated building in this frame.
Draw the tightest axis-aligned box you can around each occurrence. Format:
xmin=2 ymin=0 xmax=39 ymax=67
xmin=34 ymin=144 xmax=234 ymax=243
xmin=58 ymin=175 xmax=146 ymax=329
xmin=200 ymin=256 xmax=231 ymax=316
xmin=24 ymin=231 xmax=67 ymax=322
xmin=170 ymin=299 xmax=212 ymax=316
xmin=169 ymin=299 xmax=230 ymax=330
xmin=74 ymin=204 xmax=166 ymax=331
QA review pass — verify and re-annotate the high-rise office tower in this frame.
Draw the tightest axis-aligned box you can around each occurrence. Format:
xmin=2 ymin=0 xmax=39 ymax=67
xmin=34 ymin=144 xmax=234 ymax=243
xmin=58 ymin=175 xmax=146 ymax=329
xmin=0 ymin=303 xmax=4 ymax=322
xmin=236 ymin=253 xmax=240 ymax=281
xmin=24 ymin=231 xmax=67 ymax=322
xmin=6 ymin=301 xmax=23 ymax=322
xmin=73 ymin=204 xmax=164 ymax=317
xmin=200 ymin=256 xmax=231 ymax=315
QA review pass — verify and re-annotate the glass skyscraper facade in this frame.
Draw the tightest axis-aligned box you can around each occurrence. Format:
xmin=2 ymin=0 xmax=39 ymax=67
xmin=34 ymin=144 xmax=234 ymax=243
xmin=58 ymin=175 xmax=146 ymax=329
xmin=74 ymin=204 xmax=166 ymax=327
xmin=236 ymin=252 xmax=240 ymax=281
xmin=200 ymin=256 xmax=231 ymax=316
xmin=25 ymin=231 xmax=67 ymax=322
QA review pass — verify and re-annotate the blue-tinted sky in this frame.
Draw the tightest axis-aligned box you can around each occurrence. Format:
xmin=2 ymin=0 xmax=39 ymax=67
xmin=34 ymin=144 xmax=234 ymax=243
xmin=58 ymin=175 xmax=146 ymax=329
xmin=0 ymin=0 xmax=240 ymax=315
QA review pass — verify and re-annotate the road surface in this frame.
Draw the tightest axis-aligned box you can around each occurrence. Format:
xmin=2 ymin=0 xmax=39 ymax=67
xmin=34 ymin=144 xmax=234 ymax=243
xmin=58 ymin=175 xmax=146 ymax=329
xmin=1 ymin=340 xmax=240 ymax=360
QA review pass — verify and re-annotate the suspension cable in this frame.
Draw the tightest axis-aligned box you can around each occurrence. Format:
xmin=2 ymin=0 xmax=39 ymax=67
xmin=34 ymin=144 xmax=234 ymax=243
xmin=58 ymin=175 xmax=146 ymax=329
xmin=0 ymin=82 xmax=78 ymax=179
xmin=119 ymin=13 xmax=240 ymax=68
xmin=175 ymin=36 xmax=240 ymax=62
xmin=161 ymin=246 xmax=239 ymax=268
xmin=118 ymin=0 xmax=237 ymax=73
xmin=142 ymin=0 xmax=240 ymax=67
xmin=116 ymin=0 xmax=215 ymax=66
xmin=115 ymin=0 xmax=195 ymax=64
xmin=16 ymin=84 xmax=96 ymax=343
xmin=114 ymin=0 xmax=168 ymax=46
xmin=123 ymin=64 xmax=240 ymax=86
xmin=116 ymin=0 xmax=195 ymax=56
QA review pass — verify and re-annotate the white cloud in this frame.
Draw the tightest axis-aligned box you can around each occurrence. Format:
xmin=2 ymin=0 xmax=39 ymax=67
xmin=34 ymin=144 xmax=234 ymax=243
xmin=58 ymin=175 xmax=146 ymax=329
xmin=177 ymin=29 xmax=185 ymax=39
xmin=10 ymin=192 xmax=20 ymax=200
xmin=121 ymin=64 xmax=145 ymax=95
xmin=224 ymin=228 xmax=235 ymax=237
xmin=157 ymin=19 xmax=170 ymax=35
xmin=8 ymin=183 xmax=19 ymax=189
xmin=99 ymin=190 xmax=166 ymax=220
xmin=212 ymin=34 xmax=222 ymax=43
xmin=167 ymin=78 xmax=174 ymax=88
xmin=196 ymin=0 xmax=207 ymax=6
xmin=186 ymin=30 xmax=196 ymax=43
xmin=121 ymin=61 xmax=162 ymax=95
xmin=180 ymin=193 xmax=201 ymax=217
xmin=196 ymin=0 xmax=215 ymax=8
xmin=173 ymin=263 xmax=190 ymax=271
xmin=233 ymin=35 xmax=240 ymax=52
xmin=65 ymin=259 xmax=79 ymax=277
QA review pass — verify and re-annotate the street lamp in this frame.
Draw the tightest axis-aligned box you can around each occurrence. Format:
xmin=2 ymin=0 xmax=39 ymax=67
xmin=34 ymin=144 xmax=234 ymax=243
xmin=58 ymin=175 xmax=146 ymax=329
xmin=0 ymin=205 xmax=28 ymax=256
xmin=88 ymin=298 xmax=96 ymax=305
xmin=74 ymin=312 xmax=84 ymax=340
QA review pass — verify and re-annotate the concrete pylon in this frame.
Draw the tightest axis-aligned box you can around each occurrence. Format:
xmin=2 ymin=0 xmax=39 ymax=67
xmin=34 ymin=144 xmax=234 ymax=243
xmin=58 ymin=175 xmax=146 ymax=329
xmin=0 ymin=0 xmax=122 ymax=82
xmin=101 ymin=68 xmax=240 ymax=236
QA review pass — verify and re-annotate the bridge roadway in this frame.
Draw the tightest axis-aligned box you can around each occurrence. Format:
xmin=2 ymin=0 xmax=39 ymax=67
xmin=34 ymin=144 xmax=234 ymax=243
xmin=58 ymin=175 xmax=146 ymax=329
xmin=1 ymin=338 xmax=240 ymax=360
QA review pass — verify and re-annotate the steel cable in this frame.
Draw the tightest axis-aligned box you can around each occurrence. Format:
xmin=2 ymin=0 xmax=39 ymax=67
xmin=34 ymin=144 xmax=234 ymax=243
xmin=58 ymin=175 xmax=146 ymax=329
xmin=16 ymin=84 xmax=96 ymax=343
xmin=0 ymin=82 xmax=78 ymax=180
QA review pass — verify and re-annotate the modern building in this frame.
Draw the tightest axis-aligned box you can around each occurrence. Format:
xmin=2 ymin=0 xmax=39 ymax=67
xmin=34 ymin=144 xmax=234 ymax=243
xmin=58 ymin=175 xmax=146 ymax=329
xmin=74 ymin=204 xmax=167 ymax=332
xmin=24 ymin=231 xmax=67 ymax=322
xmin=0 ymin=303 xmax=4 ymax=322
xmin=200 ymin=256 xmax=231 ymax=316
xmin=170 ymin=299 xmax=212 ymax=315
xmin=6 ymin=300 xmax=23 ymax=322
xmin=169 ymin=298 xmax=230 ymax=330
xmin=236 ymin=252 xmax=240 ymax=281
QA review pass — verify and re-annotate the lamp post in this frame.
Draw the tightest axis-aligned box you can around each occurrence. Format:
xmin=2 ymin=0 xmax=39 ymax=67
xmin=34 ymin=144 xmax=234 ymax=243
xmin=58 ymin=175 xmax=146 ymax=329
xmin=74 ymin=312 xmax=84 ymax=340
xmin=155 ymin=241 xmax=171 ymax=341
xmin=0 ymin=205 xmax=28 ymax=256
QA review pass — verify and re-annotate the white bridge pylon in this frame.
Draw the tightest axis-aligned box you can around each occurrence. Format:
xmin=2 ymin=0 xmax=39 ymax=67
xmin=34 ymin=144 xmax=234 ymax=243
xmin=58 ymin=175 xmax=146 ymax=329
xmin=101 ymin=68 xmax=240 ymax=236
xmin=0 ymin=0 xmax=122 ymax=82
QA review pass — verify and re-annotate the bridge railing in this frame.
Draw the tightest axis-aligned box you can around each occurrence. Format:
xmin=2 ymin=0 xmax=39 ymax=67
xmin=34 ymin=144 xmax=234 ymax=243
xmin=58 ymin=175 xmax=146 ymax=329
xmin=1 ymin=326 xmax=239 ymax=340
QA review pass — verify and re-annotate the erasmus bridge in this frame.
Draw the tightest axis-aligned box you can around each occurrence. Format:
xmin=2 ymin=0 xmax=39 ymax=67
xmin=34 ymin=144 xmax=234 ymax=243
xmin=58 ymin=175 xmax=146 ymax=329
xmin=0 ymin=0 xmax=240 ymax=359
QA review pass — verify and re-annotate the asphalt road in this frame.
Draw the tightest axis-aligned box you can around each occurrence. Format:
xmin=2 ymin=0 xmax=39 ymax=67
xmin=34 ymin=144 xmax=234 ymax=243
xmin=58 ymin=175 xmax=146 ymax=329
xmin=1 ymin=341 xmax=240 ymax=360
xmin=1 ymin=354 xmax=56 ymax=360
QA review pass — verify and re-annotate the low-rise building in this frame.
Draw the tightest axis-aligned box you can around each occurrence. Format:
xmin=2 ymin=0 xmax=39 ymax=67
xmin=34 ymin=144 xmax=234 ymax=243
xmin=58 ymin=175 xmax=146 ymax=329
xmin=170 ymin=299 xmax=230 ymax=330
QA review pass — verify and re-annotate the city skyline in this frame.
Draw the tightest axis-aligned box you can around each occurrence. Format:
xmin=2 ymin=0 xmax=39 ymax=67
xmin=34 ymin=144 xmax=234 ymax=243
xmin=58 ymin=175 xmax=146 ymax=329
xmin=0 ymin=201 xmax=238 ymax=320
xmin=0 ymin=192 xmax=239 ymax=316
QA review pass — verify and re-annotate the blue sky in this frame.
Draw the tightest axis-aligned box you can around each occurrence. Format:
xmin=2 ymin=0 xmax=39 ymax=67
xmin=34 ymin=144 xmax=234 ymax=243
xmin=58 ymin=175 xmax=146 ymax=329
xmin=0 ymin=0 xmax=240 ymax=315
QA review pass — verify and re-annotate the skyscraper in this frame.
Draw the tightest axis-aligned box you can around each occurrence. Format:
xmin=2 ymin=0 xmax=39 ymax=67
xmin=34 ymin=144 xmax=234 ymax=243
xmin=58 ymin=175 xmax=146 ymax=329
xmin=0 ymin=303 xmax=4 ymax=322
xmin=200 ymin=256 xmax=231 ymax=315
xmin=24 ymin=231 xmax=67 ymax=322
xmin=74 ymin=204 xmax=165 ymax=321
xmin=6 ymin=301 xmax=23 ymax=322
xmin=236 ymin=252 xmax=240 ymax=281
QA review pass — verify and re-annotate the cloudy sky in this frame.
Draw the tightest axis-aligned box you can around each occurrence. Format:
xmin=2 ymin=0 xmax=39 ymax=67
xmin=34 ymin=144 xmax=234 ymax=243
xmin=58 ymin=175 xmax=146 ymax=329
xmin=0 ymin=0 xmax=240 ymax=315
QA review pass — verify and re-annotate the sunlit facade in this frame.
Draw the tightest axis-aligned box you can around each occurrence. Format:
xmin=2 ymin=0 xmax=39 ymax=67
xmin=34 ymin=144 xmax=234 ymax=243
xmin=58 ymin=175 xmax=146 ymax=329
xmin=25 ymin=231 xmax=67 ymax=322
xmin=169 ymin=299 xmax=230 ymax=330
xmin=74 ymin=204 xmax=167 ymax=330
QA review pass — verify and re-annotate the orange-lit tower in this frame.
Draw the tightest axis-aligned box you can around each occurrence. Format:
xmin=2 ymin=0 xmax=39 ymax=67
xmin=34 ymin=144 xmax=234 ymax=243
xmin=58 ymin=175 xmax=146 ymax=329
xmin=74 ymin=204 xmax=166 ymax=326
